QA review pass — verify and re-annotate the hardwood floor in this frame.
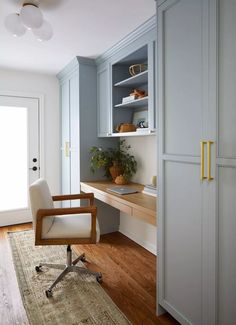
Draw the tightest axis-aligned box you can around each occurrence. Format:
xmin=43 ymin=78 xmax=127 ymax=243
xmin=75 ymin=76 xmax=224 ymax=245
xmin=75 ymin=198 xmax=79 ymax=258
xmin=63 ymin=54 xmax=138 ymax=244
xmin=0 ymin=223 xmax=30 ymax=325
xmin=0 ymin=223 xmax=179 ymax=325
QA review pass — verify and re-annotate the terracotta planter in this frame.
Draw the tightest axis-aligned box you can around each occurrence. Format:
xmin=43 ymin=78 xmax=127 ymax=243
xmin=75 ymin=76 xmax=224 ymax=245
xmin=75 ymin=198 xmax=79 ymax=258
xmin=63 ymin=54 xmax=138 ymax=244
xmin=109 ymin=161 xmax=123 ymax=182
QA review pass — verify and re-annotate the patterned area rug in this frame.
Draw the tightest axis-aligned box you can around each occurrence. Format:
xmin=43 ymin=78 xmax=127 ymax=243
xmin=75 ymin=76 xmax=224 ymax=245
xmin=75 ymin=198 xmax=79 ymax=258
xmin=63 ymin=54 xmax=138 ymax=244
xmin=8 ymin=230 xmax=131 ymax=325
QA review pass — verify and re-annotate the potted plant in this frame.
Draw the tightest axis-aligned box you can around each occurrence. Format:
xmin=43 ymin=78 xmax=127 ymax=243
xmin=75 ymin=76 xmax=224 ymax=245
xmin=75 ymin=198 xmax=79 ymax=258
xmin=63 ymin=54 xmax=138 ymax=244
xmin=90 ymin=139 xmax=137 ymax=183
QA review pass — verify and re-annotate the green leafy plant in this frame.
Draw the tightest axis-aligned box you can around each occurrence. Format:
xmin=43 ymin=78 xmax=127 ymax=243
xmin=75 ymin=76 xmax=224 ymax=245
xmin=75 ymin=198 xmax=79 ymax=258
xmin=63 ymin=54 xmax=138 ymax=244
xmin=90 ymin=140 xmax=137 ymax=181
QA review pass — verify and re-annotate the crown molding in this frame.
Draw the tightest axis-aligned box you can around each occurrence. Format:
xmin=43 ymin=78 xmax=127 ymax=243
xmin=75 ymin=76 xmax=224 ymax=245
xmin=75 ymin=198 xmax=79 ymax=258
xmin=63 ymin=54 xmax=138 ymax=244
xmin=57 ymin=56 xmax=96 ymax=82
xmin=96 ymin=15 xmax=156 ymax=65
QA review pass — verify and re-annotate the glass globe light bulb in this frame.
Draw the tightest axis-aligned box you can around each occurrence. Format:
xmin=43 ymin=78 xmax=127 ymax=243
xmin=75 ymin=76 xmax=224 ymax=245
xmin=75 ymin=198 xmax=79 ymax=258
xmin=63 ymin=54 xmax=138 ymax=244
xmin=4 ymin=13 xmax=26 ymax=37
xmin=32 ymin=20 xmax=53 ymax=41
xmin=20 ymin=4 xmax=43 ymax=30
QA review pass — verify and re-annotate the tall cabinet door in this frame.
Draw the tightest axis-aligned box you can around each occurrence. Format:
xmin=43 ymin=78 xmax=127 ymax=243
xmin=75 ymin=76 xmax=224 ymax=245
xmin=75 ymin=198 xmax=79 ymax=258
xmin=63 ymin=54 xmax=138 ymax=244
xmin=217 ymin=0 xmax=236 ymax=323
xmin=97 ymin=63 xmax=111 ymax=137
xmin=69 ymin=73 xmax=80 ymax=199
xmin=61 ymin=80 xmax=70 ymax=202
xmin=60 ymin=72 xmax=80 ymax=207
xmin=157 ymin=0 xmax=215 ymax=324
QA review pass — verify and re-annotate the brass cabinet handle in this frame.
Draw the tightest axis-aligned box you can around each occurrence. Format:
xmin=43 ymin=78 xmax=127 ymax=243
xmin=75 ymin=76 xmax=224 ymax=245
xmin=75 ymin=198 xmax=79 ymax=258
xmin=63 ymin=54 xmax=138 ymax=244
xmin=207 ymin=141 xmax=214 ymax=181
xmin=65 ymin=141 xmax=70 ymax=157
xmin=200 ymin=141 xmax=207 ymax=181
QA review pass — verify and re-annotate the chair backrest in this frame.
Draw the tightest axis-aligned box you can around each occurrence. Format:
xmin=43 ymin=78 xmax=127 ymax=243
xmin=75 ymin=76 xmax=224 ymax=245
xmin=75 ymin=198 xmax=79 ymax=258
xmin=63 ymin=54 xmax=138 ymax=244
xmin=29 ymin=178 xmax=54 ymax=234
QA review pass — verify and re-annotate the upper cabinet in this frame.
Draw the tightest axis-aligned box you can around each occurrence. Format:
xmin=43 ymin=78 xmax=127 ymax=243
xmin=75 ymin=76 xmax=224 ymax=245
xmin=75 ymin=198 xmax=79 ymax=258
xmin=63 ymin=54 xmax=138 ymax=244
xmin=96 ymin=16 xmax=156 ymax=137
xmin=97 ymin=62 xmax=111 ymax=137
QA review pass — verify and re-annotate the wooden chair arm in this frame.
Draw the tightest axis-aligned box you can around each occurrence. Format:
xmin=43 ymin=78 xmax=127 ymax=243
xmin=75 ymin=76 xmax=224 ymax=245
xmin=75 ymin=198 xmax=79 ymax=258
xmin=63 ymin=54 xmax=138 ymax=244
xmin=36 ymin=206 xmax=97 ymax=219
xmin=52 ymin=193 xmax=94 ymax=205
xmin=35 ymin=205 xmax=97 ymax=245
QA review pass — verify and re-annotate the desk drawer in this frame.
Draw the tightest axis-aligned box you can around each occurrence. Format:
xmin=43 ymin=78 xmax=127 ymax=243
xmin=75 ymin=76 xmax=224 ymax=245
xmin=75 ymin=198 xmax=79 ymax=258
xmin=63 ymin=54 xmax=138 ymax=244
xmin=133 ymin=208 xmax=156 ymax=226
xmin=95 ymin=192 xmax=132 ymax=215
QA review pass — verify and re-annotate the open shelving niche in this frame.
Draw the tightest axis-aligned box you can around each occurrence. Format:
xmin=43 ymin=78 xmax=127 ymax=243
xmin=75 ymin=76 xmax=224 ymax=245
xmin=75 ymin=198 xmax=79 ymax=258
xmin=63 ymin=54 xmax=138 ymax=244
xmin=111 ymin=45 xmax=154 ymax=137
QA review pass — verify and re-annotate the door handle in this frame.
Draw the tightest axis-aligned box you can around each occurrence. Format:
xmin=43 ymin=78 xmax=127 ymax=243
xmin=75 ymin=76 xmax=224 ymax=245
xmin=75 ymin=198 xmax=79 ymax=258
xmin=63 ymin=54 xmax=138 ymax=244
xmin=200 ymin=141 xmax=207 ymax=181
xmin=207 ymin=141 xmax=214 ymax=181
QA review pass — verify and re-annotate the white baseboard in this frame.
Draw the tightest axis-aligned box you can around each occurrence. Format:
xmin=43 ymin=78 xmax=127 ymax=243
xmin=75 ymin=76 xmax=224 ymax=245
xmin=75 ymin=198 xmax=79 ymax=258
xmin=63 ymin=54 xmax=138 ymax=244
xmin=119 ymin=228 xmax=157 ymax=255
xmin=0 ymin=210 xmax=32 ymax=227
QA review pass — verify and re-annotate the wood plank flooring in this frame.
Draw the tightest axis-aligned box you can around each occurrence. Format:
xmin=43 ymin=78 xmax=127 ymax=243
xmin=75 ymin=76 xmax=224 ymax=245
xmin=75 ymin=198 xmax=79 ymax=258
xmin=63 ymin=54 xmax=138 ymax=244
xmin=0 ymin=223 xmax=179 ymax=325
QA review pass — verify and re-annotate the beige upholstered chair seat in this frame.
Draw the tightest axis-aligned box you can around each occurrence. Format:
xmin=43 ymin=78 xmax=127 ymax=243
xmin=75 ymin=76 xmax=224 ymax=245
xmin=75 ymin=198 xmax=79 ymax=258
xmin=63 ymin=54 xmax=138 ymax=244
xmin=43 ymin=214 xmax=100 ymax=241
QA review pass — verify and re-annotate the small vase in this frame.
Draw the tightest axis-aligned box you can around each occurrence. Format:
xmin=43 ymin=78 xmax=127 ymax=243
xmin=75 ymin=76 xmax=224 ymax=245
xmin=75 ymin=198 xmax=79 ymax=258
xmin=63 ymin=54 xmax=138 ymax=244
xmin=109 ymin=161 xmax=123 ymax=182
xmin=115 ymin=175 xmax=128 ymax=185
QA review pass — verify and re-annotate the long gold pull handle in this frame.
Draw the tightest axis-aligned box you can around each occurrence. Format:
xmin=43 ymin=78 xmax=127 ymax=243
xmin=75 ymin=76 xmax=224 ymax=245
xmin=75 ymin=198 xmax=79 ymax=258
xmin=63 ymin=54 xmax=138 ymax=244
xmin=65 ymin=141 xmax=70 ymax=157
xmin=200 ymin=141 xmax=207 ymax=181
xmin=207 ymin=141 xmax=214 ymax=181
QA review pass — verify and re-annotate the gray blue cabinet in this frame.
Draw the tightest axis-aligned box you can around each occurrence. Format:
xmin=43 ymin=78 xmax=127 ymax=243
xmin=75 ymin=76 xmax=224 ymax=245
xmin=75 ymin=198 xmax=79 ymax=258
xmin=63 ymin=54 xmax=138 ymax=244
xmin=60 ymin=78 xmax=70 ymax=201
xmin=58 ymin=57 xmax=97 ymax=205
xmin=57 ymin=57 xmax=119 ymax=233
xmin=157 ymin=0 xmax=236 ymax=324
xmin=96 ymin=16 xmax=156 ymax=137
xmin=217 ymin=1 xmax=236 ymax=323
xmin=58 ymin=59 xmax=80 ymax=207
xmin=97 ymin=62 xmax=112 ymax=137
xmin=157 ymin=1 xmax=210 ymax=323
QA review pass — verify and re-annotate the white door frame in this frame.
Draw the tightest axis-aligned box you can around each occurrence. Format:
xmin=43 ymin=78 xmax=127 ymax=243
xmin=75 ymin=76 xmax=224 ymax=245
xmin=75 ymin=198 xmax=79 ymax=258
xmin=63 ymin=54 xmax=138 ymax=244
xmin=0 ymin=90 xmax=45 ymax=180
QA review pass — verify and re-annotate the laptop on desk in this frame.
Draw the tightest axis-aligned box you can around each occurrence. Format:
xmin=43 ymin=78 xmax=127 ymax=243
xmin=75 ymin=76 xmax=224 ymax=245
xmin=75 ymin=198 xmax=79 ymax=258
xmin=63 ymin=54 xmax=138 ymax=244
xmin=107 ymin=186 xmax=139 ymax=195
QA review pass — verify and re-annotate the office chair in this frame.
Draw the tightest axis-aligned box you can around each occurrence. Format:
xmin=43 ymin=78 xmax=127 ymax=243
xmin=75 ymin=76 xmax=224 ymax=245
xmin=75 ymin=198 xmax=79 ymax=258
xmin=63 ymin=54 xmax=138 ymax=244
xmin=29 ymin=178 xmax=102 ymax=298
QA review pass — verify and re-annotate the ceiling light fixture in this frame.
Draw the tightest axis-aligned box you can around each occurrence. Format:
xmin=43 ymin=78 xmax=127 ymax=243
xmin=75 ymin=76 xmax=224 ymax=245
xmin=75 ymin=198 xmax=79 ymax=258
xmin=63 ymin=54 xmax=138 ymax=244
xmin=4 ymin=2 xmax=53 ymax=41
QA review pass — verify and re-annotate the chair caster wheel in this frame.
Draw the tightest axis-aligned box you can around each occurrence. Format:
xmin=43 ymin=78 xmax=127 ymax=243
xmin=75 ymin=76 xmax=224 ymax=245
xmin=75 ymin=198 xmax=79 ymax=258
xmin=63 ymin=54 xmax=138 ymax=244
xmin=35 ymin=265 xmax=42 ymax=273
xmin=96 ymin=274 xmax=103 ymax=284
xmin=45 ymin=290 xmax=53 ymax=298
xmin=81 ymin=254 xmax=86 ymax=262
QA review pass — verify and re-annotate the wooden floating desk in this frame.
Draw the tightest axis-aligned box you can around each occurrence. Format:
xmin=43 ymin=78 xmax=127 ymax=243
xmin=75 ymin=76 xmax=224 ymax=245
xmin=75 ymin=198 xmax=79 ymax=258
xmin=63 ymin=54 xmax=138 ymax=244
xmin=80 ymin=181 xmax=157 ymax=226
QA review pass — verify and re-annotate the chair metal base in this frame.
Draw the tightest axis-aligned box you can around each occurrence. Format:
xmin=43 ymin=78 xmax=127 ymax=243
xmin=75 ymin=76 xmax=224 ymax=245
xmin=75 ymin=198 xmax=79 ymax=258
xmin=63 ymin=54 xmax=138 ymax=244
xmin=35 ymin=245 xmax=102 ymax=298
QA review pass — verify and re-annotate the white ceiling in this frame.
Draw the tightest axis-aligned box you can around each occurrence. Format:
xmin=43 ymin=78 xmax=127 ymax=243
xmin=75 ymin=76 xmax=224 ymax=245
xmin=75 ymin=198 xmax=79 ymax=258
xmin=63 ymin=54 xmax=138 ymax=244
xmin=0 ymin=0 xmax=156 ymax=75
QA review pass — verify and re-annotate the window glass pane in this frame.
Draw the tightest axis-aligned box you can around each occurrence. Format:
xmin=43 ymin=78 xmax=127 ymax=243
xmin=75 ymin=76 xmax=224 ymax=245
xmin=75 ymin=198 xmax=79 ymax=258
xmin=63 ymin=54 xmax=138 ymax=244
xmin=0 ymin=106 xmax=28 ymax=211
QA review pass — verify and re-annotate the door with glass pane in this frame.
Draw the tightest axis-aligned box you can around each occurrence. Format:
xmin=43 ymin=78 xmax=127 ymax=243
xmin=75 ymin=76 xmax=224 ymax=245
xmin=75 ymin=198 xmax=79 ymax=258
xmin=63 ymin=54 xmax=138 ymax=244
xmin=0 ymin=95 xmax=40 ymax=226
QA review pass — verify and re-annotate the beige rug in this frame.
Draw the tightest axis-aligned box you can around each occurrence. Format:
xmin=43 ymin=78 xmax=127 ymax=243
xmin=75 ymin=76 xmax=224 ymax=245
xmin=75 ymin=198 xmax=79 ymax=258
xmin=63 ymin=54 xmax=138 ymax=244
xmin=8 ymin=230 xmax=131 ymax=325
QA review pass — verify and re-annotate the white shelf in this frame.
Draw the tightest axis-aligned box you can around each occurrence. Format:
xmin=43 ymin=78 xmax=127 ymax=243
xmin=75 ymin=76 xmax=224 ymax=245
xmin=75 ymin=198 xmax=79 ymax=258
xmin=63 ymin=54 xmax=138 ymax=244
xmin=115 ymin=96 xmax=148 ymax=108
xmin=114 ymin=70 xmax=148 ymax=87
xmin=111 ymin=129 xmax=156 ymax=137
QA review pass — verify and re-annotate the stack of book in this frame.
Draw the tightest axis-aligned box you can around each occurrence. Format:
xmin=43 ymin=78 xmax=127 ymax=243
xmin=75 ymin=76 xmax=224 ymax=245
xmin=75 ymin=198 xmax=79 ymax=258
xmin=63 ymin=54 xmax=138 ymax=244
xmin=142 ymin=184 xmax=157 ymax=197
xmin=122 ymin=94 xmax=138 ymax=103
xmin=136 ymin=127 xmax=148 ymax=132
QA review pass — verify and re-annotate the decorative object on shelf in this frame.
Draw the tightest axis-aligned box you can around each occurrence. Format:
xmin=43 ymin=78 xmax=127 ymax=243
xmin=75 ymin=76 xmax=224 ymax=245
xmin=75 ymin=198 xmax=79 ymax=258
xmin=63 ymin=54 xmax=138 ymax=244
xmin=115 ymin=123 xmax=136 ymax=133
xmin=114 ymin=175 xmax=128 ymax=185
xmin=4 ymin=2 xmax=53 ymax=41
xmin=132 ymin=110 xmax=148 ymax=128
xmin=129 ymin=64 xmax=148 ymax=76
xmin=90 ymin=139 xmax=137 ymax=182
xmin=151 ymin=175 xmax=157 ymax=187
xmin=122 ymin=94 xmax=138 ymax=103
xmin=130 ymin=89 xmax=147 ymax=99
xmin=137 ymin=121 xmax=146 ymax=128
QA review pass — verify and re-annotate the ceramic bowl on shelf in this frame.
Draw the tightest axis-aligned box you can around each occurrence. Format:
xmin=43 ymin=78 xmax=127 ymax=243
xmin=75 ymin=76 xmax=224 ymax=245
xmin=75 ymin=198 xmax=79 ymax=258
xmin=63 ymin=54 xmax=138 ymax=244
xmin=116 ymin=123 xmax=136 ymax=133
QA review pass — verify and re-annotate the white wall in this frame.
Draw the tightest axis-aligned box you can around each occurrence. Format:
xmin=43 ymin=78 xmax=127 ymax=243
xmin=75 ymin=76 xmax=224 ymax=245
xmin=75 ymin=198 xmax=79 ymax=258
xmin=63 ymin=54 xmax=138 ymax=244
xmin=0 ymin=68 xmax=60 ymax=194
xmin=120 ymin=135 xmax=157 ymax=254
